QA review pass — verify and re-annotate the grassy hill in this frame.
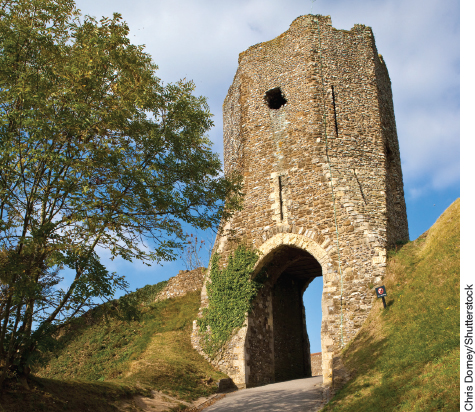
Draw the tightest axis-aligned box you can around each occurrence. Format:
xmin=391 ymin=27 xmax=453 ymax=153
xmin=323 ymin=198 xmax=460 ymax=412
xmin=1 ymin=281 xmax=227 ymax=412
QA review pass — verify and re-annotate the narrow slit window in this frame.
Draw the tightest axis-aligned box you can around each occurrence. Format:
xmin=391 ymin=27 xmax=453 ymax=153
xmin=278 ymin=175 xmax=284 ymax=221
xmin=265 ymin=87 xmax=287 ymax=110
xmin=331 ymin=85 xmax=339 ymax=137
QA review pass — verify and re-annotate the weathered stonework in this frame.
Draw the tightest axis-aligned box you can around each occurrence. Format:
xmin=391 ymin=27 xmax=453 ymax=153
xmin=311 ymin=352 xmax=323 ymax=376
xmin=192 ymin=14 xmax=408 ymax=389
xmin=156 ymin=267 xmax=205 ymax=301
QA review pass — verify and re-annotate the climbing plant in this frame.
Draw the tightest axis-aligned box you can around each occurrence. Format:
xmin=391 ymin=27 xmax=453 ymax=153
xmin=197 ymin=245 xmax=264 ymax=356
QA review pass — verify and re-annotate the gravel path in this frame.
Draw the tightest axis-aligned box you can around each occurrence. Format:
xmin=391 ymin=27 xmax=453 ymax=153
xmin=202 ymin=376 xmax=329 ymax=412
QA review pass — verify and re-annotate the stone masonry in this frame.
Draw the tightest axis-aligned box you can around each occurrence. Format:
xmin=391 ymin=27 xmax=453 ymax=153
xmin=156 ymin=267 xmax=205 ymax=301
xmin=192 ymin=14 xmax=408 ymax=389
xmin=311 ymin=352 xmax=323 ymax=376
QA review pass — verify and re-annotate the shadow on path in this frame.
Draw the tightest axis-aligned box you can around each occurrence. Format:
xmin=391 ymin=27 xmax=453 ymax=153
xmin=203 ymin=376 xmax=326 ymax=412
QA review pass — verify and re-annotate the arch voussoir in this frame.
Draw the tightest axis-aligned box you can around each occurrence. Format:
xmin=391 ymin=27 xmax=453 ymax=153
xmin=257 ymin=228 xmax=334 ymax=274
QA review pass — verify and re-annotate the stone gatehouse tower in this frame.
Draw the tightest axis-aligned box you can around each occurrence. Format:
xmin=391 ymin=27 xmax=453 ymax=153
xmin=192 ymin=14 xmax=408 ymax=388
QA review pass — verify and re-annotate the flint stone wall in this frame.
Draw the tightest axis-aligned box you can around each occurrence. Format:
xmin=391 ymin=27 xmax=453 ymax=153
xmin=311 ymin=352 xmax=323 ymax=376
xmin=157 ymin=267 xmax=205 ymax=301
xmin=192 ymin=13 xmax=408 ymax=389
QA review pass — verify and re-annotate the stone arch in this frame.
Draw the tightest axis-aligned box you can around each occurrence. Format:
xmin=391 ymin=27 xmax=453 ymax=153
xmin=243 ymin=231 xmax=335 ymax=386
xmin=255 ymin=232 xmax=333 ymax=276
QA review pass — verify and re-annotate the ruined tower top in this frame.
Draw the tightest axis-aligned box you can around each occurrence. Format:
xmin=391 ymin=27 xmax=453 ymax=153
xmin=237 ymin=14 xmax=372 ymax=65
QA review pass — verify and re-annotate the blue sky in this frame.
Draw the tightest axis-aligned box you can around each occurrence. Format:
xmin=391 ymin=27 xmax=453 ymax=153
xmin=70 ymin=0 xmax=461 ymax=353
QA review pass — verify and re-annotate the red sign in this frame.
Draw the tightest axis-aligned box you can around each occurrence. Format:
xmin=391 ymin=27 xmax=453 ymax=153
xmin=375 ymin=285 xmax=387 ymax=298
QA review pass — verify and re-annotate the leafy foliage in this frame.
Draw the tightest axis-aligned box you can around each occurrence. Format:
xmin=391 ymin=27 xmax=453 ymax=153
xmin=198 ymin=245 xmax=263 ymax=356
xmin=0 ymin=0 xmax=241 ymax=385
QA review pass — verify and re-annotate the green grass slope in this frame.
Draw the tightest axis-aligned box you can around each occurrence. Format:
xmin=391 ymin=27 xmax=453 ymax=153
xmin=324 ymin=198 xmax=460 ymax=412
xmin=1 ymin=281 xmax=226 ymax=412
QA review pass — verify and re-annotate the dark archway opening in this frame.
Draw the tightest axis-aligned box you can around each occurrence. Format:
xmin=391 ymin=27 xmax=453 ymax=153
xmin=246 ymin=246 xmax=322 ymax=386
xmin=272 ymin=248 xmax=322 ymax=382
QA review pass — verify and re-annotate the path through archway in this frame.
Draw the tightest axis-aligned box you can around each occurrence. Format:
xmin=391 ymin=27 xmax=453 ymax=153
xmin=245 ymin=245 xmax=323 ymax=387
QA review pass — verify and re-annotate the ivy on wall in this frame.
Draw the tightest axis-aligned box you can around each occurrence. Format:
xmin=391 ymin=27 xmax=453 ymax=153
xmin=197 ymin=245 xmax=264 ymax=356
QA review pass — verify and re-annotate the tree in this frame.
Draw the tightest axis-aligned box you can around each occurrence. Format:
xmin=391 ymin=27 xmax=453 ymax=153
xmin=180 ymin=231 xmax=215 ymax=271
xmin=0 ymin=0 xmax=241 ymax=387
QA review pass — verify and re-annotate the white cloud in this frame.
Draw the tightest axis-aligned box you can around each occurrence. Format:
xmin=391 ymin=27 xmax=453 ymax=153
xmin=399 ymin=108 xmax=459 ymax=191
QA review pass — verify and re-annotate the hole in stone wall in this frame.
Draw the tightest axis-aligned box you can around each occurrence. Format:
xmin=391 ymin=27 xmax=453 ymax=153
xmin=265 ymin=87 xmax=287 ymax=110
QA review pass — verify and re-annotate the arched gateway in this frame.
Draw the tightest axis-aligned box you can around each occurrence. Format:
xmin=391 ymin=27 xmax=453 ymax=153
xmin=192 ymin=14 xmax=408 ymax=388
